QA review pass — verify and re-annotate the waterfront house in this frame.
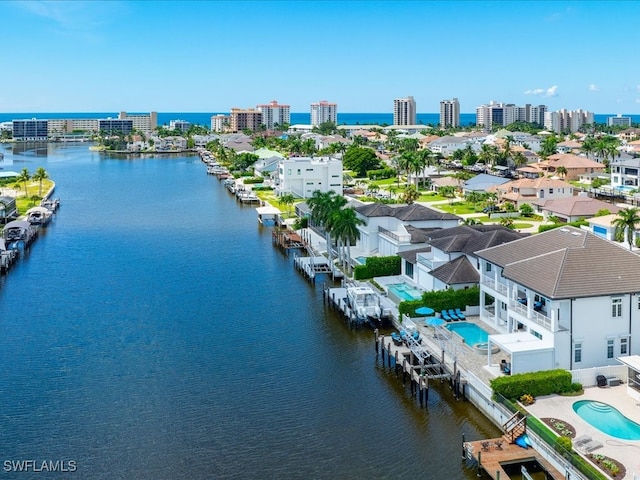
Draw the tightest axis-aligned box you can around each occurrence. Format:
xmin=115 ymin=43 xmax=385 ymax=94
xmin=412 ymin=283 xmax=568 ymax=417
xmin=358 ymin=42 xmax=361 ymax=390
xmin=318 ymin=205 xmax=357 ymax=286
xmin=274 ymin=156 xmax=342 ymax=199
xmin=413 ymin=224 xmax=526 ymax=291
xmin=252 ymin=148 xmax=285 ymax=177
xmin=476 ymin=226 xmax=640 ymax=374
xmin=351 ymin=203 xmax=461 ymax=257
xmin=610 ymin=156 xmax=640 ymax=190
xmin=531 ymin=194 xmax=620 ymax=222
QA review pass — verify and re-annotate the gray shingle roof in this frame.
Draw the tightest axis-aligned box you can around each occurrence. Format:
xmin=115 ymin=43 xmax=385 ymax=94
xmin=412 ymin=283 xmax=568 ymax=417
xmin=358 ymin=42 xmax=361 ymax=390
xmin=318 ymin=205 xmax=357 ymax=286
xmin=355 ymin=202 xmax=460 ymax=221
xmin=476 ymin=226 xmax=640 ymax=299
xmin=430 ymin=256 xmax=480 ymax=285
xmin=397 ymin=246 xmax=432 ymax=263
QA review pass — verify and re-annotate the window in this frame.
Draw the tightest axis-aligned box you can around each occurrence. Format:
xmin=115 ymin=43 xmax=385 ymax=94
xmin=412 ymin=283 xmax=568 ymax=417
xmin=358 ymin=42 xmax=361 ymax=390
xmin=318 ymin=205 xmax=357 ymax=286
xmin=485 ymin=262 xmax=492 ymax=272
xmin=612 ymin=298 xmax=623 ymax=317
xmin=574 ymin=342 xmax=582 ymax=363
xmin=607 ymin=339 xmax=614 ymax=359
xmin=549 ymin=188 xmax=554 ymax=194
xmin=405 ymin=261 xmax=414 ymax=278
xmin=621 ymin=337 xmax=629 ymax=355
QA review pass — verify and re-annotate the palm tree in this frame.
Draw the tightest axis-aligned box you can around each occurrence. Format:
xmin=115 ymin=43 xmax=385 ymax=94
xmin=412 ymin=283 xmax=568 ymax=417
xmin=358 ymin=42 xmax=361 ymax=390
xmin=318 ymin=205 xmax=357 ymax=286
xmin=32 ymin=167 xmax=49 ymax=197
xmin=307 ymin=190 xmax=346 ymax=261
xmin=556 ymin=166 xmax=568 ymax=179
xmin=401 ymin=184 xmax=420 ymax=204
xmin=16 ymin=168 xmax=31 ymax=197
xmin=612 ymin=207 xmax=640 ymax=250
xmin=279 ymin=193 xmax=295 ymax=217
xmin=331 ymin=207 xmax=364 ymax=272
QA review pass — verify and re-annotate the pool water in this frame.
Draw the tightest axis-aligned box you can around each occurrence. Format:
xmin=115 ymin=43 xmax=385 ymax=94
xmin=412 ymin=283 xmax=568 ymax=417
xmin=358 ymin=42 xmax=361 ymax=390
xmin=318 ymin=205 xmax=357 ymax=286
xmin=446 ymin=322 xmax=489 ymax=346
xmin=387 ymin=283 xmax=423 ymax=301
xmin=573 ymin=400 xmax=640 ymax=440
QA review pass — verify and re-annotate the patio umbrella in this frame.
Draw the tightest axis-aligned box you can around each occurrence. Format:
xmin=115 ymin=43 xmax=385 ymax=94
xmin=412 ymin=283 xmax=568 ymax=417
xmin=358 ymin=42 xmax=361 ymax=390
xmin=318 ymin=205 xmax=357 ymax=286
xmin=425 ymin=316 xmax=445 ymax=327
xmin=415 ymin=306 xmax=435 ymax=316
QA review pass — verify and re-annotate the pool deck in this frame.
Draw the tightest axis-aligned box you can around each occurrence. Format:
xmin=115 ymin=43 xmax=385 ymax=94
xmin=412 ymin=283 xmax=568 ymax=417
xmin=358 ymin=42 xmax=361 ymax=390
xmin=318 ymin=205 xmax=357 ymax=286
xmin=526 ymin=384 xmax=640 ymax=479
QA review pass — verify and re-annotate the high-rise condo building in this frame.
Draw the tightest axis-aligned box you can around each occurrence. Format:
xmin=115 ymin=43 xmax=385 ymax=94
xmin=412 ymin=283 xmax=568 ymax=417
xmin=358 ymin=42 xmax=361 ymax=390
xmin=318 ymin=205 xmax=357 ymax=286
xmin=118 ymin=111 xmax=157 ymax=134
xmin=12 ymin=119 xmax=48 ymax=141
xmin=476 ymin=102 xmax=547 ymax=131
xmin=607 ymin=114 xmax=632 ymax=127
xmin=544 ymin=109 xmax=594 ymax=134
xmin=256 ymin=100 xmax=290 ymax=130
xmin=310 ymin=100 xmax=338 ymax=126
xmin=439 ymin=98 xmax=460 ymax=128
xmin=230 ymin=108 xmax=262 ymax=133
xmin=211 ymin=114 xmax=231 ymax=132
xmin=393 ymin=96 xmax=416 ymax=126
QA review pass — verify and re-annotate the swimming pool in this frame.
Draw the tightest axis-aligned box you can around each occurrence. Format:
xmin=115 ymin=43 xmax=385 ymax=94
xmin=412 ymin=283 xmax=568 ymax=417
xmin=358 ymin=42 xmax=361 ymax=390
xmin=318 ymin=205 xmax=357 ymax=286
xmin=573 ymin=400 xmax=640 ymax=440
xmin=446 ymin=322 xmax=489 ymax=346
xmin=387 ymin=283 xmax=423 ymax=301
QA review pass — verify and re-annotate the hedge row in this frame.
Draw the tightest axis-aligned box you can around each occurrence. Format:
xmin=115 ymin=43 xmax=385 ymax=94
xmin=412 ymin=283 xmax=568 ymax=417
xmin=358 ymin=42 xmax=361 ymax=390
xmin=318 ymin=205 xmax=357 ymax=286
xmin=538 ymin=219 xmax=588 ymax=233
xmin=353 ymin=256 xmax=401 ymax=280
xmin=490 ymin=369 xmax=575 ymax=399
xmin=366 ymin=167 xmax=395 ymax=180
xmin=398 ymin=286 xmax=480 ymax=317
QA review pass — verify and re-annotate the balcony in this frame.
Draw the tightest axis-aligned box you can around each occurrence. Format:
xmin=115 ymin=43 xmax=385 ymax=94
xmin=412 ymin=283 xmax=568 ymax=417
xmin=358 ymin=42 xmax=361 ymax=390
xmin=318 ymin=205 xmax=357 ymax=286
xmin=378 ymin=226 xmax=411 ymax=243
xmin=508 ymin=299 xmax=553 ymax=331
xmin=481 ymin=275 xmax=508 ymax=295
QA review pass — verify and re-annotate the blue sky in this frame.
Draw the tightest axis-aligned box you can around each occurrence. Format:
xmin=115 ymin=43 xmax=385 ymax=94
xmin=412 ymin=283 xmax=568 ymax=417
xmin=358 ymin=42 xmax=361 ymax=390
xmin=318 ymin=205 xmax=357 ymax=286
xmin=2 ymin=0 xmax=639 ymax=114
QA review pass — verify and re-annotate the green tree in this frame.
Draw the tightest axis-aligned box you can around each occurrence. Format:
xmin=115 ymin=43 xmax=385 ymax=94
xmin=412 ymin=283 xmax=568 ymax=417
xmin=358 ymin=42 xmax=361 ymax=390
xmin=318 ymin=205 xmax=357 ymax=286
xmin=342 ymin=146 xmax=380 ymax=177
xmin=439 ymin=185 xmax=457 ymax=203
xmin=307 ymin=190 xmax=347 ymax=263
xmin=539 ymin=135 xmax=559 ymax=160
xmin=556 ymin=166 xmax=568 ymax=179
xmin=612 ymin=207 xmax=640 ymax=250
xmin=331 ymin=207 xmax=364 ymax=272
xmin=16 ymin=168 xmax=31 ymax=196
xmin=401 ymin=184 xmax=420 ymax=204
xmin=519 ymin=203 xmax=533 ymax=216
xmin=280 ymin=193 xmax=295 ymax=216
xmin=32 ymin=167 xmax=49 ymax=197
xmin=312 ymin=121 xmax=339 ymax=135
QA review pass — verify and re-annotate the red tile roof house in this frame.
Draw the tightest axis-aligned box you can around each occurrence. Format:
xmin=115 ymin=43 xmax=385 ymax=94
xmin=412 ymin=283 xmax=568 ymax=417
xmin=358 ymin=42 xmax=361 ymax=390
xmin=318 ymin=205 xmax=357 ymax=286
xmin=537 ymin=153 xmax=605 ymax=181
xmin=531 ymin=194 xmax=620 ymax=222
xmin=492 ymin=177 xmax=574 ymax=209
xmin=475 ymin=226 xmax=640 ymax=375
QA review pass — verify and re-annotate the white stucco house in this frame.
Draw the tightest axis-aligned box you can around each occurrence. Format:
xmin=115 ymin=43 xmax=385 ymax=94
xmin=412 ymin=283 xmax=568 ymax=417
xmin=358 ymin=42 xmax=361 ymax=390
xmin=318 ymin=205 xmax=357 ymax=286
xmin=494 ymin=177 xmax=574 ymax=208
xmin=274 ymin=156 xmax=342 ymax=198
xmin=352 ymin=203 xmax=461 ymax=258
xmin=476 ymin=226 xmax=640 ymax=375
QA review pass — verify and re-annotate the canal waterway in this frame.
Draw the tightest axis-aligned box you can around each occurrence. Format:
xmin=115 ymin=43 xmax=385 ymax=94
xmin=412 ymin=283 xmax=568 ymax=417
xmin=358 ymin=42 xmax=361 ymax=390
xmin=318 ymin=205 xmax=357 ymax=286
xmin=0 ymin=144 xmax=499 ymax=479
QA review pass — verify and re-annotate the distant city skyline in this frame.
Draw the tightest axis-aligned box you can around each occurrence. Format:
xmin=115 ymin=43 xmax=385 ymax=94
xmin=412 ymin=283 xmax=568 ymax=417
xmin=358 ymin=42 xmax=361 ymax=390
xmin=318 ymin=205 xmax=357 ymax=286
xmin=2 ymin=1 xmax=640 ymax=114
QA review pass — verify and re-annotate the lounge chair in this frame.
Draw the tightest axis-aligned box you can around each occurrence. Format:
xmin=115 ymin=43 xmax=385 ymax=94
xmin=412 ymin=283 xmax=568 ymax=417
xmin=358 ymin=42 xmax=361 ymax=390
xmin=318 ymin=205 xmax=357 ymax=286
xmin=441 ymin=311 xmax=452 ymax=322
xmin=454 ymin=308 xmax=466 ymax=320
xmin=448 ymin=309 xmax=459 ymax=320
xmin=573 ymin=435 xmax=591 ymax=447
xmin=580 ymin=440 xmax=603 ymax=453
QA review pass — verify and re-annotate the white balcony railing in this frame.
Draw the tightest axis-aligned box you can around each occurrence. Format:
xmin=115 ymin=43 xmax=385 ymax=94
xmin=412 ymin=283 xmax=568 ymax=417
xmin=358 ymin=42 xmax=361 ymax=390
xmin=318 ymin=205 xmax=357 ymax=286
xmin=509 ymin=300 xmax=553 ymax=331
xmin=481 ymin=275 xmax=508 ymax=295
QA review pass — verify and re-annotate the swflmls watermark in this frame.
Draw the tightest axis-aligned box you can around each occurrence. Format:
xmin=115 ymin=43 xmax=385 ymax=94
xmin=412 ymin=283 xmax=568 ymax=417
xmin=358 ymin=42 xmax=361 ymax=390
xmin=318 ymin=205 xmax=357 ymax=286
xmin=3 ymin=460 xmax=76 ymax=473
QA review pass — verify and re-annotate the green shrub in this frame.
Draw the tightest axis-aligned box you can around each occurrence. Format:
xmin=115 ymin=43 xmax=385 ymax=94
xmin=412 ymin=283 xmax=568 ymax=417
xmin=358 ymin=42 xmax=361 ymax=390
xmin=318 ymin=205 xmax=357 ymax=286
xmin=538 ymin=219 xmax=588 ymax=233
xmin=366 ymin=167 xmax=395 ymax=180
xmin=556 ymin=436 xmax=572 ymax=452
xmin=353 ymin=256 xmax=401 ymax=280
xmin=490 ymin=369 xmax=573 ymax=399
xmin=398 ymin=286 xmax=480 ymax=316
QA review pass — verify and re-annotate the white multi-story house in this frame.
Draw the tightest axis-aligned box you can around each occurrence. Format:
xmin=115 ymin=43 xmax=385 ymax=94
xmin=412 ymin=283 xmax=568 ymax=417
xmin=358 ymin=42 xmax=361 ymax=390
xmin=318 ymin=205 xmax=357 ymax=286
xmin=256 ymin=100 xmax=291 ymax=130
xmin=310 ymin=100 xmax=337 ymax=126
xmin=476 ymin=226 xmax=640 ymax=374
xmin=352 ymin=203 xmax=461 ymax=257
xmin=275 ymin=156 xmax=342 ymax=199
xmin=428 ymin=135 xmax=470 ymax=156
xmin=610 ymin=157 xmax=640 ymax=189
xmin=412 ymin=225 xmax=525 ymax=291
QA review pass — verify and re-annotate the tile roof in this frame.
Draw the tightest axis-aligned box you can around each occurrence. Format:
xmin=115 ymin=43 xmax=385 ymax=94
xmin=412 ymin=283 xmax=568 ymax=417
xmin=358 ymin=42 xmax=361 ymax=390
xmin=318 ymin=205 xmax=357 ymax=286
xmin=532 ymin=196 xmax=621 ymax=217
xmin=355 ymin=203 xmax=461 ymax=221
xmin=397 ymin=246 xmax=432 ymax=263
xmin=476 ymin=226 xmax=640 ymax=299
xmin=424 ymin=225 xmax=526 ymax=255
xmin=542 ymin=153 xmax=604 ymax=169
xmin=430 ymin=255 xmax=480 ymax=285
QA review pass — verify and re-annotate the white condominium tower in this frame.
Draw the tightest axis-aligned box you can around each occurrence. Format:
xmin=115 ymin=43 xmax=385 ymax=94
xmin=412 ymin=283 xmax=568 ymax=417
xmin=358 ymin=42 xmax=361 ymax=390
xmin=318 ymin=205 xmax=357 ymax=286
xmin=544 ymin=109 xmax=594 ymax=134
xmin=476 ymin=102 xmax=547 ymax=131
xmin=393 ymin=96 xmax=416 ymax=126
xmin=440 ymin=98 xmax=460 ymax=128
xmin=256 ymin=100 xmax=290 ymax=130
xmin=310 ymin=100 xmax=338 ymax=126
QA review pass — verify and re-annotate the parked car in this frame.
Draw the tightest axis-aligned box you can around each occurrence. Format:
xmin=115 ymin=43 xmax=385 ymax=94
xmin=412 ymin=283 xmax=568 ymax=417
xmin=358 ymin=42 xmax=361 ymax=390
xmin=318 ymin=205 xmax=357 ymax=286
xmin=482 ymin=205 xmax=500 ymax=213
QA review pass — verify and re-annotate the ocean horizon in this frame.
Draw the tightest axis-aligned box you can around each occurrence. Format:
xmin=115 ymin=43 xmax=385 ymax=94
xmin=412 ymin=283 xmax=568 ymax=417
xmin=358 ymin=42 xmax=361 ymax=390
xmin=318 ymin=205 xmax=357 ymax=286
xmin=1 ymin=112 xmax=639 ymax=127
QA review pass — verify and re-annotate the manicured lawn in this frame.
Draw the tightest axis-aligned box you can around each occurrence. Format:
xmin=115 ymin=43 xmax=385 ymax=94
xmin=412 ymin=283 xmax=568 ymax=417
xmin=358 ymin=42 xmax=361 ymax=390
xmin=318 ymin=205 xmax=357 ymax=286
xmin=12 ymin=179 xmax=55 ymax=215
xmin=435 ymin=201 xmax=482 ymax=215
xmin=419 ymin=193 xmax=448 ymax=202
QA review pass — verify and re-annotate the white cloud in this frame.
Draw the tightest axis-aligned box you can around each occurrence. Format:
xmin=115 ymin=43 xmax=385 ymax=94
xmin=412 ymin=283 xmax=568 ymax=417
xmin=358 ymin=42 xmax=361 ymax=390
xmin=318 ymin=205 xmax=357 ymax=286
xmin=588 ymin=84 xmax=599 ymax=92
xmin=524 ymin=86 xmax=558 ymax=98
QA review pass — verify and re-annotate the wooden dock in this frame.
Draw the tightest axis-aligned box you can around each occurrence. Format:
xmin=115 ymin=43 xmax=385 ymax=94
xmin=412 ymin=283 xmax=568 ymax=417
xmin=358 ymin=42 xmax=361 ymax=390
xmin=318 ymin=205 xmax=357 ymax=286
xmin=464 ymin=436 xmax=563 ymax=479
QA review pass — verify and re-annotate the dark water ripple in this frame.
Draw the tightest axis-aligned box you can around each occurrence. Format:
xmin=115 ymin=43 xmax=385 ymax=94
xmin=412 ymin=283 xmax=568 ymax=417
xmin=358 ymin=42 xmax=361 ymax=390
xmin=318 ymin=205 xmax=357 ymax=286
xmin=0 ymin=144 xmax=499 ymax=479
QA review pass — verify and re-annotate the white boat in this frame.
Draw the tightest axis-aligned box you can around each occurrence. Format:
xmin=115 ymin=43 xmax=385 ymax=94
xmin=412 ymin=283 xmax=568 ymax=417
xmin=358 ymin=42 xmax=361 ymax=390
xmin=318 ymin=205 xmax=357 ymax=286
xmin=346 ymin=286 xmax=382 ymax=325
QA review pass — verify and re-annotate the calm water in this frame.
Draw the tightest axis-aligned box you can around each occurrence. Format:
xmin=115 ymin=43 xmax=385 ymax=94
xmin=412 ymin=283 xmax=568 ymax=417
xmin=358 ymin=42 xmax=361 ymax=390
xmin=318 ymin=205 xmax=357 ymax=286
xmin=0 ymin=143 xmax=499 ymax=479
